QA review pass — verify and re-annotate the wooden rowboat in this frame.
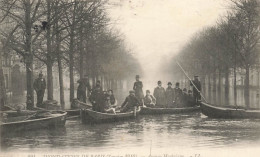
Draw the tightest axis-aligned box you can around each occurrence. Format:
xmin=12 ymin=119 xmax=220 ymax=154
xmin=140 ymin=106 xmax=200 ymax=115
xmin=81 ymin=107 xmax=140 ymax=124
xmin=200 ymin=102 xmax=260 ymax=119
xmin=0 ymin=111 xmax=67 ymax=134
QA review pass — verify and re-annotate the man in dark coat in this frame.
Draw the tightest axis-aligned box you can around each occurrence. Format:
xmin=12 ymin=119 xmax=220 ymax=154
xmin=133 ymin=75 xmax=144 ymax=105
xmin=77 ymin=75 xmax=91 ymax=103
xmin=33 ymin=73 xmax=46 ymax=107
xmin=153 ymin=81 xmax=166 ymax=107
xmin=165 ymin=82 xmax=174 ymax=107
xmin=89 ymin=80 xmax=104 ymax=112
xmin=190 ymin=76 xmax=201 ymax=104
xmin=121 ymin=90 xmax=140 ymax=112
xmin=174 ymin=82 xmax=182 ymax=107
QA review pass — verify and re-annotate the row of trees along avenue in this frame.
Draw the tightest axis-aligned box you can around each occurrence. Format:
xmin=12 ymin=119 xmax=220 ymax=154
xmin=165 ymin=0 xmax=260 ymax=107
xmin=0 ymin=0 xmax=142 ymax=109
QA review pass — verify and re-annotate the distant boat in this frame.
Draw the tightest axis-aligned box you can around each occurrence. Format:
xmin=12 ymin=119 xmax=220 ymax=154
xmin=140 ymin=106 xmax=200 ymax=115
xmin=0 ymin=111 xmax=67 ymax=134
xmin=81 ymin=107 xmax=140 ymax=124
xmin=200 ymin=102 xmax=260 ymax=119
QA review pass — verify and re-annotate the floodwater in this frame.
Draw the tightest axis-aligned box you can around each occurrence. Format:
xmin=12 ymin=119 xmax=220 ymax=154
xmin=2 ymin=81 xmax=260 ymax=154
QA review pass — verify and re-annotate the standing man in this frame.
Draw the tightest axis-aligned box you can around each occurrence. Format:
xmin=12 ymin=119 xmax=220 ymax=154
xmin=190 ymin=75 xmax=201 ymax=104
xmin=153 ymin=81 xmax=166 ymax=107
xmin=133 ymin=75 xmax=144 ymax=105
xmin=33 ymin=73 xmax=46 ymax=107
xmin=165 ymin=82 xmax=175 ymax=107
xmin=90 ymin=80 xmax=104 ymax=112
xmin=77 ymin=75 xmax=91 ymax=103
xmin=174 ymin=82 xmax=183 ymax=107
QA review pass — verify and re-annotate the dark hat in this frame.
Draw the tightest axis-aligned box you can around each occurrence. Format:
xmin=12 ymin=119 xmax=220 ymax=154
xmin=183 ymin=88 xmax=187 ymax=92
xmin=146 ymin=90 xmax=150 ymax=93
xmin=129 ymin=90 xmax=135 ymax=93
xmin=39 ymin=73 xmax=43 ymax=77
xmin=157 ymin=81 xmax=162 ymax=84
xmin=194 ymin=75 xmax=199 ymax=77
xmin=136 ymin=75 xmax=140 ymax=78
xmin=168 ymin=82 xmax=172 ymax=85
xmin=176 ymin=82 xmax=180 ymax=86
xmin=97 ymin=80 xmax=101 ymax=83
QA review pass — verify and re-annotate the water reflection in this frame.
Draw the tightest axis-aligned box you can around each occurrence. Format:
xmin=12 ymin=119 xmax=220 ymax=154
xmin=2 ymin=113 xmax=260 ymax=152
xmin=2 ymin=80 xmax=260 ymax=152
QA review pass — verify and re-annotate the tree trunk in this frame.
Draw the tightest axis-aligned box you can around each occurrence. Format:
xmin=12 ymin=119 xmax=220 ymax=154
xmin=213 ymin=68 xmax=217 ymax=104
xmin=46 ymin=0 xmax=53 ymax=100
xmin=208 ymin=74 xmax=211 ymax=102
xmin=245 ymin=65 xmax=250 ymax=107
xmin=25 ymin=57 xmax=34 ymax=109
xmin=224 ymin=68 xmax=229 ymax=106
xmin=46 ymin=62 xmax=53 ymax=100
xmin=57 ymin=52 xmax=65 ymax=109
xmin=55 ymin=15 xmax=65 ymax=109
xmin=79 ymin=21 xmax=84 ymax=79
xmin=69 ymin=2 xmax=77 ymax=102
xmin=25 ymin=0 xmax=34 ymax=109
xmin=0 ymin=51 xmax=6 ymax=109
xmin=234 ymin=67 xmax=237 ymax=106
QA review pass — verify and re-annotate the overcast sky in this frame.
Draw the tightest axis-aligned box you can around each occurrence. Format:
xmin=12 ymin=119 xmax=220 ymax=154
xmin=108 ymin=0 xmax=230 ymax=88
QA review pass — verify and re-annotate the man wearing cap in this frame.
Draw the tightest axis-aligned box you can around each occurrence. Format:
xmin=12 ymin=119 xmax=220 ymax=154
xmin=144 ymin=90 xmax=156 ymax=107
xmin=90 ymin=80 xmax=103 ymax=112
xmin=153 ymin=81 xmax=166 ymax=107
xmin=120 ymin=90 xmax=140 ymax=112
xmin=77 ymin=75 xmax=91 ymax=103
xmin=190 ymin=76 xmax=201 ymax=104
xmin=174 ymin=82 xmax=183 ymax=107
xmin=133 ymin=75 xmax=144 ymax=105
xmin=165 ymin=82 xmax=175 ymax=107
xmin=33 ymin=73 xmax=46 ymax=107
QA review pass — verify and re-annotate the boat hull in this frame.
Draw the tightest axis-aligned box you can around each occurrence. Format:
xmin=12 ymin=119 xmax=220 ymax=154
xmin=200 ymin=102 xmax=260 ymax=119
xmin=1 ymin=111 xmax=67 ymax=134
xmin=140 ymin=106 xmax=200 ymax=115
xmin=81 ymin=108 xmax=140 ymax=124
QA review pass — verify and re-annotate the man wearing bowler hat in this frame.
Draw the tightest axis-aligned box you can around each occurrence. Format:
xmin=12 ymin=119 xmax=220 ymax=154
xmin=133 ymin=75 xmax=144 ymax=105
xmin=33 ymin=72 xmax=46 ymax=107
xmin=153 ymin=81 xmax=166 ymax=107
xmin=190 ymin=75 xmax=201 ymax=104
xmin=165 ymin=82 xmax=174 ymax=107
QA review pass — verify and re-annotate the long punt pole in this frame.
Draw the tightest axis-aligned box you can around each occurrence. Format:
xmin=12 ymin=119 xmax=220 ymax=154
xmin=175 ymin=61 xmax=208 ymax=103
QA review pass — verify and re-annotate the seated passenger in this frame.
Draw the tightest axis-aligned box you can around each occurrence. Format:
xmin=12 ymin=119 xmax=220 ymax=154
xmin=120 ymin=90 xmax=140 ymax=113
xmin=108 ymin=89 xmax=117 ymax=106
xmin=103 ymin=95 xmax=116 ymax=114
xmin=144 ymin=90 xmax=156 ymax=107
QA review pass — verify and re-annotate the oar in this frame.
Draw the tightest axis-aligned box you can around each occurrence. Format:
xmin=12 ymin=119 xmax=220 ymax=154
xmin=175 ymin=60 xmax=208 ymax=103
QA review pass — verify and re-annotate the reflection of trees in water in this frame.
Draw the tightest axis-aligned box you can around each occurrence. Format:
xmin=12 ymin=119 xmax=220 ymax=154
xmin=1 ymin=127 xmax=67 ymax=150
xmin=204 ymin=84 xmax=260 ymax=108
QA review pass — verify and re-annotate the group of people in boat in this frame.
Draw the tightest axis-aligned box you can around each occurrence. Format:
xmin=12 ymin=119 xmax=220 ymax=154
xmin=76 ymin=74 xmax=201 ymax=114
xmin=133 ymin=75 xmax=201 ymax=108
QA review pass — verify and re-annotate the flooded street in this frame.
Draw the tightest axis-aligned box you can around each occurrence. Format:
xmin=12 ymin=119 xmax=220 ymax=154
xmin=2 ymin=81 xmax=260 ymax=153
xmin=2 ymin=112 xmax=260 ymax=153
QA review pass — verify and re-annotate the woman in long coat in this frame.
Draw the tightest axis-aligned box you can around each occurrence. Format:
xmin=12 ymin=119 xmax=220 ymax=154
xmin=133 ymin=75 xmax=144 ymax=104
xmin=153 ymin=81 xmax=166 ymax=107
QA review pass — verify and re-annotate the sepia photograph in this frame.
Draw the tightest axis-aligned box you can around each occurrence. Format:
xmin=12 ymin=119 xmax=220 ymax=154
xmin=0 ymin=0 xmax=260 ymax=156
